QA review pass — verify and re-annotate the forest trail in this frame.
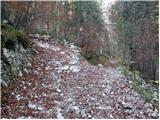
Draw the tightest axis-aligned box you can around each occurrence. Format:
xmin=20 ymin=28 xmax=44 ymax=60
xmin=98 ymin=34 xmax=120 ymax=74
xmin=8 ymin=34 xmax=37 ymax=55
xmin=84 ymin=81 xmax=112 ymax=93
xmin=1 ymin=37 xmax=158 ymax=119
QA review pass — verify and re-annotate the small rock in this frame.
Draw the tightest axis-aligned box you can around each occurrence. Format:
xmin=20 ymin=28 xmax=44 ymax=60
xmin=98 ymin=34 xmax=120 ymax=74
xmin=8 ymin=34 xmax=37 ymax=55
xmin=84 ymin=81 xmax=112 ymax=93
xmin=35 ymin=34 xmax=40 ymax=38
xmin=81 ymin=110 xmax=86 ymax=118
xmin=128 ymin=81 xmax=132 ymax=83
xmin=37 ymin=106 xmax=45 ymax=111
xmin=98 ymin=64 xmax=103 ymax=67
xmin=72 ymin=101 xmax=76 ymax=105
xmin=122 ymin=102 xmax=132 ymax=110
xmin=28 ymin=102 xmax=37 ymax=109
xmin=101 ymin=84 xmax=105 ymax=88
xmin=45 ymin=66 xmax=50 ymax=71
xmin=2 ymin=19 xmax=8 ymax=24
xmin=56 ymin=88 xmax=61 ymax=93
xmin=60 ymin=51 xmax=65 ymax=54
xmin=57 ymin=108 xmax=64 ymax=119
xmin=16 ymin=94 xmax=23 ymax=100
xmin=67 ymin=98 xmax=73 ymax=103
xmin=3 ymin=48 xmax=10 ymax=59
xmin=23 ymin=68 xmax=28 ymax=74
xmin=18 ymin=71 xmax=23 ymax=77
xmin=71 ymin=106 xmax=80 ymax=114
xmin=151 ymin=111 xmax=159 ymax=118
xmin=110 ymin=91 xmax=114 ymax=95
xmin=145 ymin=103 xmax=153 ymax=108
xmin=110 ymin=114 xmax=114 ymax=118
xmin=17 ymin=116 xmax=26 ymax=119
xmin=88 ymin=114 xmax=92 ymax=118
xmin=28 ymin=82 xmax=31 ymax=86
xmin=102 ymin=93 xmax=106 ymax=97
xmin=91 ymin=98 xmax=95 ymax=101
xmin=27 ymin=62 xmax=32 ymax=67
xmin=69 ymin=65 xmax=81 ymax=73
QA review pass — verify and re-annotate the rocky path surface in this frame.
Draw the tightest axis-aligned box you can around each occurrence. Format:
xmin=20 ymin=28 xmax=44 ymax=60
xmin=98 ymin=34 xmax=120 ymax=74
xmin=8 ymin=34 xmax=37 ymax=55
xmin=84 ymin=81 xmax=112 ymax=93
xmin=1 ymin=38 xmax=159 ymax=119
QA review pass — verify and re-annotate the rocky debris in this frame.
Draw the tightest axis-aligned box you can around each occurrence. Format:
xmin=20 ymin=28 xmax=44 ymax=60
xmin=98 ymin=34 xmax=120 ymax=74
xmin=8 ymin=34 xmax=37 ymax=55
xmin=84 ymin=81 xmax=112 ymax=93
xmin=56 ymin=108 xmax=64 ymax=119
xmin=1 ymin=42 xmax=33 ymax=86
xmin=98 ymin=64 xmax=103 ymax=67
xmin=28 ymin=102 xmax=37 ymax=109
xmin=150 ymin=109 xmax=159 ymax=118
xmin=121 ymin=102 xmax=133 ymax=110
xmin=1 ymin=38 xmax=159 ymax=119
xmin=15 ymin=94 xmax=23 ymax=101
xmin=18 ymin=71 xmax=23 ymax=77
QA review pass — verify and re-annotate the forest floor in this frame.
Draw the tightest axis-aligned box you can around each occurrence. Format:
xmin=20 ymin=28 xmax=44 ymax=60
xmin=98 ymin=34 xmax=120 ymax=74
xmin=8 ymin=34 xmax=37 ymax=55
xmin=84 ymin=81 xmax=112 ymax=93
xmin=1 ymin=38 xmax=159 ymax=119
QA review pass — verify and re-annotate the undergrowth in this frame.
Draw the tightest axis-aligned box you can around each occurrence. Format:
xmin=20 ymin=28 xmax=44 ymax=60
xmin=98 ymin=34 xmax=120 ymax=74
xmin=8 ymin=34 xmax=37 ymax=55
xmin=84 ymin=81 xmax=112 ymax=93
xmin=1 ymin=23 xmax=32 ymax=49
xmin=81 ymin=52 xmax=109 ymax=65
xmin=118 ymin=65 xmax=154 ymax=102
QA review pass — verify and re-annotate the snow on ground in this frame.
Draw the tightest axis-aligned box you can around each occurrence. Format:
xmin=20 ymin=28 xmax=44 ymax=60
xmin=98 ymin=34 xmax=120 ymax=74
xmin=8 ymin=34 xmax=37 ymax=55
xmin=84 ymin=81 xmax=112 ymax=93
xmin=1 ymin=38 xmax=159 ymax=119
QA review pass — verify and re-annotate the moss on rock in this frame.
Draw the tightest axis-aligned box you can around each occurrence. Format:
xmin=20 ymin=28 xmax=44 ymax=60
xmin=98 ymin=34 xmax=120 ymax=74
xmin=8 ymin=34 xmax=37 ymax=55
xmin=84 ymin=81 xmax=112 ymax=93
xmin=1 ymin=23 xmax=32 ymax=49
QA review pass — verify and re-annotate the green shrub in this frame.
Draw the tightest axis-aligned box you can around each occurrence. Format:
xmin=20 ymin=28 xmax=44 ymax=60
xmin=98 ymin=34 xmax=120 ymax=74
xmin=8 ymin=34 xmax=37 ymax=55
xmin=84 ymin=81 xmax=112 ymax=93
xmin=41 ymin=31 xmax=48 ymax=35
xmin=16 ymin=30 xmax=31 ymax=48
xmin=1 ymin=23 xmax=31 ymax=49
xmin=1 ymin=24 xmax=17 ymax=49
xmin=81 ymin=52 xmax=109 ymax=65
xmin=118 ymin=65 xmax=154 ymax=102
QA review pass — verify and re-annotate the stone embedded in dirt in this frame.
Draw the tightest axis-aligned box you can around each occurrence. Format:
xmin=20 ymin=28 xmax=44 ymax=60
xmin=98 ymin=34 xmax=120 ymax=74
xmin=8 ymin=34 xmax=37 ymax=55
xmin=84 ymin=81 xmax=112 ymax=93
xmin=35 ymin=34 xmax=40 ymax=38
xmin=69 ymin=65 xmax=81 ymax=73
xmin=17 ymin=116 xmax=27 ymax=119
xmin=3 ymin=48 xmax=10 ymax=59
xmin=60 ymin=51 xmax=65 ymax=54
xmin=98 ymin=64 xmax=103 ymax=67
xmin=151 ymin=111 xmax=158 ymax=118
xmin=128 ymin=81 xmax=132 ymax=83
xmin=145 ymin=103 xmax=153 ymax=109
xmin=56 ymin=88 xmax=62 ymax=93
xmin=28 ymin=102 xmax=37 ymax=109
xmin=71 ymin=106 xmax=80 ymax=114
xmin=56 ymin=108 xmax=64 ymax=119
xmin=110 ymin=91 xmax=114 ymax=95
xmin=23 ymin=68 xmax=29 ymax=74
xmin=122 ymin=101 xmax=133 ymax=110
xmin=16 ymin=94 xmax=23 ymax=100
xmin=58 ymin=65 xmax=70 ymax=73
xmin=87 ymin=114 xmax=92 ymax=118
xmin=45 ymin=66 xmax=50 ymax=71
xmin=37 ymin=106 xmax=45 ymax=111
xmin=18 ymin=71 xmax=23 ymax=77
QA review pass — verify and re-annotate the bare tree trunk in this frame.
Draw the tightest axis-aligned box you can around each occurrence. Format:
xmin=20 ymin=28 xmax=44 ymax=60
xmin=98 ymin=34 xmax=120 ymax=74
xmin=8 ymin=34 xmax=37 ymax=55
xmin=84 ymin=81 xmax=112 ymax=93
xmin=76 ymin=2 xmax=80 ymax=43
xmin=64 ymin=1 xmax=68 ymax=40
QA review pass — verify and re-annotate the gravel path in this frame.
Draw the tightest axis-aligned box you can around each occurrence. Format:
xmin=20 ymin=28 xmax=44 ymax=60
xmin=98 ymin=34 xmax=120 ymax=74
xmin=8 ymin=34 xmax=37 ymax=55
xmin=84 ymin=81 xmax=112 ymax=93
xmin=1 ymin=39 xmax=159 ymax=119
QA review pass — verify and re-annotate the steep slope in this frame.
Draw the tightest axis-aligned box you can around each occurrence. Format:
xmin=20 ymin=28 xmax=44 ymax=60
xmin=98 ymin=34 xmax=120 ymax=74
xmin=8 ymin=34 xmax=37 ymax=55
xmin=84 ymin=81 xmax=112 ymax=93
xmin=1 ymin=36 xmax=159 ymax=119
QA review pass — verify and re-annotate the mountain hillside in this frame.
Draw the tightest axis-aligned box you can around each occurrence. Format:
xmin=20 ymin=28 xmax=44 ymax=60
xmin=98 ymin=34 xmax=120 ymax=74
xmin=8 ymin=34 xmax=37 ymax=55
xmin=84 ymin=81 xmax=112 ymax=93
xmin=1 ymin=35 xmax=158 ymax=119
